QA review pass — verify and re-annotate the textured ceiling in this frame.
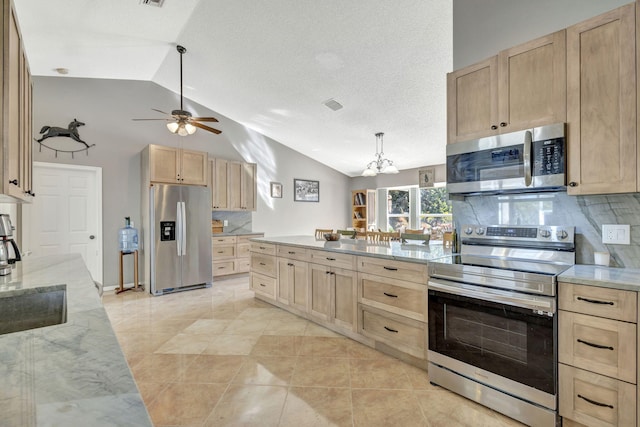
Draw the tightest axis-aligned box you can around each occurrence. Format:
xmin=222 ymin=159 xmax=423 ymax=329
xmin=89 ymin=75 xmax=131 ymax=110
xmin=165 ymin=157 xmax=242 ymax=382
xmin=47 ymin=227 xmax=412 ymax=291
xmin=14 ymin=0 xmax=452 ymax=177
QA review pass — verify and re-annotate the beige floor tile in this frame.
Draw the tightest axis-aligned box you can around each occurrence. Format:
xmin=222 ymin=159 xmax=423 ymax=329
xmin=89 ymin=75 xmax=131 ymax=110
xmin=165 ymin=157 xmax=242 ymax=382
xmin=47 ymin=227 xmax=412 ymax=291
xmin=236 ymin=307 xmax=283 ymax=321
xmin=345 ymin=339 xmax=391 ymax=360
xmin=135 ymin=381 xmax=168 ymax=407
xmin=304 ymin=322 xmax=342 ymax=337
xmin=232 ymin=356 xmax=296 ymax=386
xmin=263 ymin=318 xmax=309 ymax=335
xmin=182 ymin=318 xmax=232 ymax=335
xmin=202 ymin=384 xmax=288 ymax=427
xmin=351 ymin=389 xmax=427 ymax=427
xmin=349 ymin=358 xmax=413 ymax=389
xmin=116 ymin=332 xmax=175 ymax=355
xmin=203 ymin=334 xmax=260 ymax=355
xmin=280 ymin=387 xmax=353 ymax=427
xmin=299 ymin=336 xmax=350 ymax=357
xmin=402 ymin=363 xmax=439 ymax=390
xmin=250 ymin=335 xmax=304 ymax=357
xmin=131 ymin=353 xmax=199 ymax=383
xmin=147 ymin=382 xmax=227 ymax=426
xmin=181 ymin=354 xmax=245 ymax=384
xmin=223 ymin=318 xmax=268 ymax=335
xmin=291 ymin=357 xmax=350 ymax=388
xmin=154 ymin=333 xmax=211 ymax=355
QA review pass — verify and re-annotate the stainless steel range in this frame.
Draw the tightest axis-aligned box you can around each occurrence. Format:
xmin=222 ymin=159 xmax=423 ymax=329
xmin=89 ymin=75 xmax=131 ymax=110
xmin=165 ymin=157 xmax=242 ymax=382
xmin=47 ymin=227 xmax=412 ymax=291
xmin=428 ymin=224 xmax=575 ymax=427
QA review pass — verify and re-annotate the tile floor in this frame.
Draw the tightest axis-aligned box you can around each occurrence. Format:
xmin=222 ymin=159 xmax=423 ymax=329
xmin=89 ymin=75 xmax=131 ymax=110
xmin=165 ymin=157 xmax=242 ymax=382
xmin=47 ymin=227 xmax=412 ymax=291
xmin=103 ymin=275 xmax=525 ymax=427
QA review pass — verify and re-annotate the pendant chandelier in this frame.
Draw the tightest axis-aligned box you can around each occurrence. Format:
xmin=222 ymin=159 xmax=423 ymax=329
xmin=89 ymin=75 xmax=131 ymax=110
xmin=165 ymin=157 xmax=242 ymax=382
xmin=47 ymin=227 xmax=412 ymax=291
xmin=362 ymin=132 xmax=399 ymax=176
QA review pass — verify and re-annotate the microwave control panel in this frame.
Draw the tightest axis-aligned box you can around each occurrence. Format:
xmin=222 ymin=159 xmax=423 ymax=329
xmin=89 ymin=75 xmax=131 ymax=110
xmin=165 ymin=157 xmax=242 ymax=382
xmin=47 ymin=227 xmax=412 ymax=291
xmin=533 ymin=138 xmax=564 ymax=176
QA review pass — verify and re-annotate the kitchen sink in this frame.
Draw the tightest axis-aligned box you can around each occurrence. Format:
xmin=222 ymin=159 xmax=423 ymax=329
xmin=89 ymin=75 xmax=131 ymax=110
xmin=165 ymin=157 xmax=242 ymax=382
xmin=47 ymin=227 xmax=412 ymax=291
xmin=0 ymin=285 xmax=67 ymax=335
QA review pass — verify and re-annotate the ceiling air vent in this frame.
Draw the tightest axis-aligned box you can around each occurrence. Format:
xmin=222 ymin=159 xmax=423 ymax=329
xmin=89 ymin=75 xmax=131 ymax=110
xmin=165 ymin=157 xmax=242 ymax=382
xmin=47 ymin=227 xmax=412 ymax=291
xmin=139 ymin=0 xmax=165 ymax=7
xmin=323 ymin=98 xmax=343 ymax=111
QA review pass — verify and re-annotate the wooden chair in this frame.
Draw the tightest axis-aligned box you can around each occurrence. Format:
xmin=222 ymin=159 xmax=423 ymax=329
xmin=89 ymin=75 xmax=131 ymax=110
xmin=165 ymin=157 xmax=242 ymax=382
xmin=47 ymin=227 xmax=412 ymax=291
xmin=366 ymin=231 xmax=395 ymax=242
xmin=315 ymin=228 xmax=333 ymax=239
xmin=337 ymin=229 xmax=356 ymax=238
xmin=403 ymin=229 xmax=425 ymax=235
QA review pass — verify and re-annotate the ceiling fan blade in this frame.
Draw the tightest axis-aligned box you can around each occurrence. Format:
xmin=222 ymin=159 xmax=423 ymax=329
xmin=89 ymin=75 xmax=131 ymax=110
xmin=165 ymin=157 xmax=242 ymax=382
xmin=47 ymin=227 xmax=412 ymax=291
xmin=191 ymin=116 xmax=219 ymax=123
xmin=151 ymin=108 xmax=171 ymax=116
xmin=191 ymin=121 xmax=222 ymax=135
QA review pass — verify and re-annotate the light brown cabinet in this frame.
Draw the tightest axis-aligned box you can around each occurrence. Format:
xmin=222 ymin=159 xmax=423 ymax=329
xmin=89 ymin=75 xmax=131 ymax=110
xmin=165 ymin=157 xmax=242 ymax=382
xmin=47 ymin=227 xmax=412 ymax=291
xmin=212 ymin=234 xmax=263 ymax=277
xmin=447 ymin=30 xmax=566 ymax=144
xmin=1 ymin=2 xmax=33 ymax=202
xmin=147 ymin=144 xmax=208 ymax=185
xmin=210 ymin=158 xmax=257 ymax=211
xmin=249 ymin=242 xmax=276 ymax=299
xmin=309 ymin=262 xmax=357 ymax=332
xmin=558 ymin=282 xmax=638 ymax=427
xmin=566 ymin=3 xmax=637 ymax=195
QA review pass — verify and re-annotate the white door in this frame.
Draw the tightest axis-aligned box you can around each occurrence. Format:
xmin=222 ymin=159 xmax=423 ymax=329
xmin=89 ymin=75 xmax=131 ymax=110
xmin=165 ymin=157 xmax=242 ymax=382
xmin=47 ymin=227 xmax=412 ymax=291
xmin=22 ymin=162 xmax=103 ymax=283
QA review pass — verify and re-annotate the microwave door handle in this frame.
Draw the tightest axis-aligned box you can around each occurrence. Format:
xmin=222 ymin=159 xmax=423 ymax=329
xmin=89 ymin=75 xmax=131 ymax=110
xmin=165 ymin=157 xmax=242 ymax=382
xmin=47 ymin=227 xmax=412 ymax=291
xmin=524 ymin=130 xmax=532 ymax=187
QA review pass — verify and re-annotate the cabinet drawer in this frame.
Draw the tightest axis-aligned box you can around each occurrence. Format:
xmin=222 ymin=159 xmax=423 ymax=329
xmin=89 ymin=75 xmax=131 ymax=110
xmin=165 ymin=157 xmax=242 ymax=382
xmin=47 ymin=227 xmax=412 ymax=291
xmin=559 ymin=282 xmax=637 ymax=322
xmin=277 ymin=245 xmax=309 ymax=261
xmin=358 ymin=304 xmax=426 ymax=359
xmin=251 ymin=272 xmax=276 ymax=298
xmin=559 ymin=311 xmax=636 ymax=384
xmin=310 ymin=250 xmax=355 ymax=270
xmin=235 ymin=258 xmax=250 ymax=274
xmin=250 ymin=242 xmax=276 ymax=256
xmin=237 ymin=242 xmax=250 ymax=259
xmin=251 ymin=253 xmax=276 ymax=277
xmin=212 ymin=245 xmax=235 ymax=259
xmin=357 ymin=257 xmax=426 ymax=284
xmin=559 ymin=364 xmax=636 ymax=427
xmin=213 ymin=261 xmax=234 ymax=277
xmin=359 ymin=273 xmax=426 ymax=321
xmin=212 ymin=236 xmax=236 ymax=245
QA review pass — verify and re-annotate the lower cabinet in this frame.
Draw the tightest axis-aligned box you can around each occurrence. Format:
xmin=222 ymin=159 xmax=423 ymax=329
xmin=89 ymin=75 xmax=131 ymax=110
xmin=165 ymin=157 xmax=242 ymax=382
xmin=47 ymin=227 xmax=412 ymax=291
xmin=277 ymin=258 xmax=309 ymax=308
xmin=249 ymin=242 xmax=276 ymax=299
xmin=309 ymin=262 xmax=357 ymax=332
xmin=213 ymin=233 xmax=264 ymax=277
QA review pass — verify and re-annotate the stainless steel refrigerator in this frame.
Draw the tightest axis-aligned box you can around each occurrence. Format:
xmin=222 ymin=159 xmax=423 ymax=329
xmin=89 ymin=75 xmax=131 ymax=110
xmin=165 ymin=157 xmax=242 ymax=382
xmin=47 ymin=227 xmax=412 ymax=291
xmin=149 ymin=184 xmax=212 ymax=295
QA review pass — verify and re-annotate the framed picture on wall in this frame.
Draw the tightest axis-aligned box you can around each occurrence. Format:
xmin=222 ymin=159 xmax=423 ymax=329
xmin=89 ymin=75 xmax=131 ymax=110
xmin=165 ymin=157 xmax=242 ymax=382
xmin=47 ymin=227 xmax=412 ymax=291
xmin=293 ymin=178 xmax=319 ymax=202
xmin=270 ymin=182 xmax=282 ymax=198
xmin=418 ymin=167 xmax=435 ymax=188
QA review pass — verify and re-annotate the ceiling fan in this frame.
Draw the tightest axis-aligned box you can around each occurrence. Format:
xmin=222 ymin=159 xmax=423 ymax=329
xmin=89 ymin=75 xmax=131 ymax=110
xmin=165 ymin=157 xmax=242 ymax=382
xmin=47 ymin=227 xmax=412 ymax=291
xmin=133 ymin=45 xmax=222 ymax=136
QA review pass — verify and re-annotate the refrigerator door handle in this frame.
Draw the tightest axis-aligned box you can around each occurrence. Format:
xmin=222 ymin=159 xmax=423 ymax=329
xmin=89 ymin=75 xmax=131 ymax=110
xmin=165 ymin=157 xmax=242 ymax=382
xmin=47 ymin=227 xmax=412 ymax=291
xmin=181 ymin=202 xmax=187 ymax=256
xmin=176 ymin=201 xmax=182 ymax=256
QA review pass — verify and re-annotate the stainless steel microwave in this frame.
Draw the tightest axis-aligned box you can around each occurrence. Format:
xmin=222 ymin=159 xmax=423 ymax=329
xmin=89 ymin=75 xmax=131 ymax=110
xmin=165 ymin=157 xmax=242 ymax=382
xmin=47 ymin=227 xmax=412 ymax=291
xmin=446 ymin=123 xmax=566 ymax=196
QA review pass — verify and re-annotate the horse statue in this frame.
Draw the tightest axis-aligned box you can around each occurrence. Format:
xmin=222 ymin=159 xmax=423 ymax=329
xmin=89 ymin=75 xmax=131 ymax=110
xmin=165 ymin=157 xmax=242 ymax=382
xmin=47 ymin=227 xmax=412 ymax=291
xmin=36 ymin=119 xmax=90 ymax=148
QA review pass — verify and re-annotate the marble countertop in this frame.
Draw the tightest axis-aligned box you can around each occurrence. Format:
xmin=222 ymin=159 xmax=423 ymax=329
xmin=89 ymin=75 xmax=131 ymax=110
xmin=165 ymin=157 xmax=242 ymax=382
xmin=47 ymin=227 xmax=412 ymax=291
xmin=250 ymin=235 xmax=452 ymax=263
xmin=0 ymin=254 xmax=151 ymax=427
xmin=212 ymin=230 xmax=264 ymax=237
xmin=559 ymin=265 xmax=640 ymax=291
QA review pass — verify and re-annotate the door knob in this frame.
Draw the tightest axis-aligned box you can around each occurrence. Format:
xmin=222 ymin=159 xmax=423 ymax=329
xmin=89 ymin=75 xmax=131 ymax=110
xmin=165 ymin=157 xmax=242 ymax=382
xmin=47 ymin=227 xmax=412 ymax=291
xmin=89 ymin=235 xmax=95 ymax=240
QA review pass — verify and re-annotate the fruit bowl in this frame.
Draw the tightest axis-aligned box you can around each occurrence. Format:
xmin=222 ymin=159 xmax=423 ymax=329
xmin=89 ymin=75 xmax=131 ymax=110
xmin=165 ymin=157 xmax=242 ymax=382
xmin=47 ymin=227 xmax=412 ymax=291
xmin=324 ymin=233 xmax=340 ymax=241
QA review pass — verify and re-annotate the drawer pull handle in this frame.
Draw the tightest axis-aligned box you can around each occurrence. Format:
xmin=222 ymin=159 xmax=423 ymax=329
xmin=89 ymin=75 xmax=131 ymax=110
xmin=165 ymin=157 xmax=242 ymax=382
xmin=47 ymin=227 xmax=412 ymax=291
xmin=383 ymin=292 xmax=398 ymax=298
xmin=288 ymin=251 xmax=296 ymax=254
xmin=577 ymin=394 xmax=614 ymax=409
xmin=384 ymin=326 xmax=398 ymax=333
xmin=326 ymin=257 xmax=336 ymax=261
xmin=259 ymin=262 xmax=266 ymax=266
xmin=576 ymin=296 xmax=614 ymax=305
xmin=259 ymin=283 xmax=266 ymax=287
xmin=577 ymin=339 xmax=614 ymax=351
xmin=383 ymin=266 xmax=398 ymax=271
xmin=259 ymin=246 xmax=266 ymax=249
xmin=287 ymin=263 xmax=294 ymax=266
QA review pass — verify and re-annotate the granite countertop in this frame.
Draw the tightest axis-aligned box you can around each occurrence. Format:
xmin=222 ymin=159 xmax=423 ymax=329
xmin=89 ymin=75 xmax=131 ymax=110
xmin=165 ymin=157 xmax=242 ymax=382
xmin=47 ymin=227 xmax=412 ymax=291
xmin=212 ymin=229 xmax=264 ymax=237
xmin=250 ymin=235 xmax=452 ymax=263
xmin=0 ymin=254 xmax=151 ymax=427
xmin=559 ymin=265 xmax=640 ymax=292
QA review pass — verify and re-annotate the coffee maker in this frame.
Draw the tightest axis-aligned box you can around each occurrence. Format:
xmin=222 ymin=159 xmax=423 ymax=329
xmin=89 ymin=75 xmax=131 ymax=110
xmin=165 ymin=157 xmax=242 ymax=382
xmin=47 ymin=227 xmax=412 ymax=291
xmin=0 ymin=214 xmax=21 ymax=275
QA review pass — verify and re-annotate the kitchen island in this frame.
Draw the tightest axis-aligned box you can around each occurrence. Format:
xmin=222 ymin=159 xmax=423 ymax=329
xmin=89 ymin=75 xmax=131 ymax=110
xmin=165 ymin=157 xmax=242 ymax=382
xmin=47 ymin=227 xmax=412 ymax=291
xmin=249 ymin=235 xmax=450 ymax=367
xmin=0 ymin=254 xmax=151 ymax=427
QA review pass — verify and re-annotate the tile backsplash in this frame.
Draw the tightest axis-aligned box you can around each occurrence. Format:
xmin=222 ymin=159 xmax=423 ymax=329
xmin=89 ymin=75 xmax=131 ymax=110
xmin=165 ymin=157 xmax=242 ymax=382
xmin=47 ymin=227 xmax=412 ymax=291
xmin=211 ymin=211 xmax=253 ymax=233
xmin=452 ymin=192 xmax=640 ymax=268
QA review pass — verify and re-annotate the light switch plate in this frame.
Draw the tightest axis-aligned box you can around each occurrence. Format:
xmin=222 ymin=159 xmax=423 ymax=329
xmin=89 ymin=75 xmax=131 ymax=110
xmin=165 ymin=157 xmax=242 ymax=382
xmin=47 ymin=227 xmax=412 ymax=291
xmin=223 ymin=220 xmax=228 ymax=226
xmin=602 ymin=224 xmax=630 ymax=244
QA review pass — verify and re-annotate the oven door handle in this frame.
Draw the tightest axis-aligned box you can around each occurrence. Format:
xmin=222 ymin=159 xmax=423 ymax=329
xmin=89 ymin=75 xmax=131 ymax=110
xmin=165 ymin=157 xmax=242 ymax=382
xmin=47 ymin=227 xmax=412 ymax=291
xmin=428 ymin=278 xmax=556 ymax=313
xmin=524 ymin=130 xmax=532 ymax=187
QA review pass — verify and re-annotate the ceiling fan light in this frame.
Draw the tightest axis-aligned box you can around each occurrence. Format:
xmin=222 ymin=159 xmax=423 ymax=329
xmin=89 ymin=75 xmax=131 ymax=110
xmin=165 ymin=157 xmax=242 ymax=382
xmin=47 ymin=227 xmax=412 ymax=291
xmin=177 ymin=124 xmax=189 ymax=136
xmin=185 ymin=122 xmax=197 ymax=134
xmin=166 ymin=122 xmax=179 ymax=133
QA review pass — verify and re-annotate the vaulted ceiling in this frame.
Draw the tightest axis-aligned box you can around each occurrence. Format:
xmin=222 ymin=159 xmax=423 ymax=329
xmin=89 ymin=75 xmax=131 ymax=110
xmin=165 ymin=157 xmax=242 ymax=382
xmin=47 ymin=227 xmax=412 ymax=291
xmin=14 ymin=0 xmax=452 ymax=177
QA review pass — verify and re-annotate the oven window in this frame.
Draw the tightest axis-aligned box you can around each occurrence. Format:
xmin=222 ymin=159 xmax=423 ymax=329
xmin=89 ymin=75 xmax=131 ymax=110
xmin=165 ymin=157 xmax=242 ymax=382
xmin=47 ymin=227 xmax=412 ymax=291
xmin=429 ymin=290 xmax=555 ymax=394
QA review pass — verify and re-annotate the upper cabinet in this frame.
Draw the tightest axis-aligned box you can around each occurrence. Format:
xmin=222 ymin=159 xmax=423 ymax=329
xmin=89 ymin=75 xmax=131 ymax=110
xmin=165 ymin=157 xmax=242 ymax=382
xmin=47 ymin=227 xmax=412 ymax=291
xmin=147 ymin=144 xmax=208 ymax=186
xmin=566 ymin=3 xmax=636 ymax=195
xmin=210 ymin=157 xmax=257 ymax=211
xmin=1 ymin=1 xmax=33 ymax=201
xmin=447 ymin=30 xmax=566 ymax=144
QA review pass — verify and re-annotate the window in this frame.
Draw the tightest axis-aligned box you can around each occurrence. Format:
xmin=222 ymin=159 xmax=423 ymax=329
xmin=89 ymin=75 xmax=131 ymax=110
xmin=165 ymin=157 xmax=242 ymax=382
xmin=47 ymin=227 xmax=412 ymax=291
xmin=387 ymin=188 xmax=410 ymax=232
xmin=419 ymin=186 xmax=452 ymax=240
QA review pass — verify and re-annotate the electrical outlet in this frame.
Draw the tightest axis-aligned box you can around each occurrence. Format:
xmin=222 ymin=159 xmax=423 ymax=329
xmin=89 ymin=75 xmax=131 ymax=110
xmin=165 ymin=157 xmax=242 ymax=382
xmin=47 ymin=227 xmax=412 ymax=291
xmin=223 ymin=220 xmax=228 ymax=226
xmin=602 ymin=224 xmax=630 ymax=244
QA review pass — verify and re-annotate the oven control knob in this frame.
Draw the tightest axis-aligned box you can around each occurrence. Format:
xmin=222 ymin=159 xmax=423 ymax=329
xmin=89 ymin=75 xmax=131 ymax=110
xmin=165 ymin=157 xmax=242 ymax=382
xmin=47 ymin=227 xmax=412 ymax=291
xmin=464 ymin=227 xmax=474 ymax=235
xmin=475 ymin=227 xmax=485 ymax=235
xmin=539 ymin=229 xmax=551 ymax=238
xmin=556 ymin=229 xmax=568 ymax=240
